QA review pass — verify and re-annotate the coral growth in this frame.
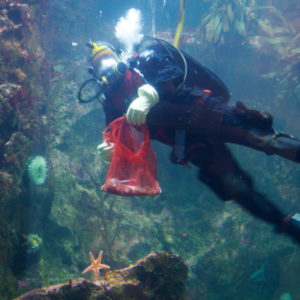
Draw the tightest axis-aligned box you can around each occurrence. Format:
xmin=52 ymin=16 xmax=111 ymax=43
xmin=0 ymin=1 xmax=53 ymax=298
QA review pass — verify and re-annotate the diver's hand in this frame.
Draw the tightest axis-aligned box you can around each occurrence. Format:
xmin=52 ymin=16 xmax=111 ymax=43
xmin=126 ymin=84 xmax=159 ymax=125
xmin=97 ymin=142 xmax=114 ymax=164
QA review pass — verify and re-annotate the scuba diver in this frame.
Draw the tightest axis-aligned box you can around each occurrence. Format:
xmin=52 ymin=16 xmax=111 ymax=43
xmin=78 ymin=36 xmax=300 ymax=244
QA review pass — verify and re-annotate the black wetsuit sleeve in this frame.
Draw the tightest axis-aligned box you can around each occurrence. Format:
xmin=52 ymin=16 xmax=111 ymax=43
xmin=153 ymin=57 xmax=184 ymax=85
xmin=137 ymin=54 xmax=184 ymax=98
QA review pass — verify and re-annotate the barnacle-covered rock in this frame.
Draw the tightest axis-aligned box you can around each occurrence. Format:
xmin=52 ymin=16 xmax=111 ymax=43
xmin=0 ymin=83 xmax=19 ymax=143
xmin=15 ymin=252 xmax=189 ymax=300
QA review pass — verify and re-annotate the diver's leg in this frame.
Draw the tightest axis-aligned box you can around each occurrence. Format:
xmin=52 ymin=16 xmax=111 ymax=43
xmin=220 ymin=107 xmax=300 ymax=163
xmin=186 ymin=142 xmax=300 ymax=244
xmin=148 ymin=99 xmax=300 ymax=163
xmin=246 ymin=131 xmax=300 ymax=163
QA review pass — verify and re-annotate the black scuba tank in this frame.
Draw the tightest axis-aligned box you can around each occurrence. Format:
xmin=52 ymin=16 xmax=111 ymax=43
xmin=135 ymin=36 xmax=230 ymax=102
xmin=181 ymin=51 xmax=231 ymax=102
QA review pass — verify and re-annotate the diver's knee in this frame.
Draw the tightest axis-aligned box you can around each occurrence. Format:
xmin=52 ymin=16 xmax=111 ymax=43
xmin=185 ymin=143 xmax=212 ymax=168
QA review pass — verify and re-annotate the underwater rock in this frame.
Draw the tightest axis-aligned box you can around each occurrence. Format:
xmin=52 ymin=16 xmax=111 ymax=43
xmin=15 ymin=252 xmax=189 ymax=300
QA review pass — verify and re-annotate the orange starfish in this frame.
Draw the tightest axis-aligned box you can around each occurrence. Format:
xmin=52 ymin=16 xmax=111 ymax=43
xmin=82 ymin=250 xmax=110 ymax=281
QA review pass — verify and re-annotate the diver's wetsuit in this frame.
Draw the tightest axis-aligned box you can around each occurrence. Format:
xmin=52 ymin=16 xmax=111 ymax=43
xmin=103 ymin=37 xmax=300 ymax=243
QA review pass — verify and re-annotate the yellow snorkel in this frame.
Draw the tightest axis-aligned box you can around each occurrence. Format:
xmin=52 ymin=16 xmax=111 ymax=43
xmin=173 ymin=0 xmax=186 ymax=48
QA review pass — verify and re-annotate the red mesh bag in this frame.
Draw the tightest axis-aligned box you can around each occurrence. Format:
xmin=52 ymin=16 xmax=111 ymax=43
xmin=101 ymin=116 xmax=161 ymax=196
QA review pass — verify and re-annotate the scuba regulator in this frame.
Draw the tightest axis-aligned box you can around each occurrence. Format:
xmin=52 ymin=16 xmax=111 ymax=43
xmin=78 ymin=42 xmax=127 ymax=104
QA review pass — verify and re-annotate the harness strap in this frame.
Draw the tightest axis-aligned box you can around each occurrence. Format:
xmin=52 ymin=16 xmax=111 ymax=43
xmin=170 ymin=130 xmax=187 ymax=165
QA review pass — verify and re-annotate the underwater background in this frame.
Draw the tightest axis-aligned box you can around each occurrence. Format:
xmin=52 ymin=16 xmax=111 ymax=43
xmin=0 ymin=0 xmax=300 ymax=299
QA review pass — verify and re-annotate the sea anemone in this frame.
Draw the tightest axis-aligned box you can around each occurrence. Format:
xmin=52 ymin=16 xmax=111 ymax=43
xmin=27 ymin=155 xmax=48 ymax=185
xmin=25 ymin=233 xmax=43 ymax=254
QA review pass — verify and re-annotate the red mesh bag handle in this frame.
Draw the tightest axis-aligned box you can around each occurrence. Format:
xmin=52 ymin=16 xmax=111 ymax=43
xmin=102 ymin=116 xmax=161 ymax=196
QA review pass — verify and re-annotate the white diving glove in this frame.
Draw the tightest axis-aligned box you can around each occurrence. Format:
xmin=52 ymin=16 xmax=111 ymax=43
xmin=97 ymin=142 xmax=114 ymax=164
xmin=126 ymin=84 xmax=159 ymax=125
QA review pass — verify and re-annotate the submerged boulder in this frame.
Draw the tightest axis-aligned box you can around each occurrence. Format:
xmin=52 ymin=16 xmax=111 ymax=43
xmin=15 ymin=252 xmax=189 ymax=300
